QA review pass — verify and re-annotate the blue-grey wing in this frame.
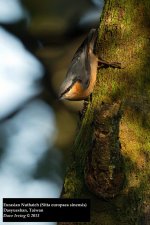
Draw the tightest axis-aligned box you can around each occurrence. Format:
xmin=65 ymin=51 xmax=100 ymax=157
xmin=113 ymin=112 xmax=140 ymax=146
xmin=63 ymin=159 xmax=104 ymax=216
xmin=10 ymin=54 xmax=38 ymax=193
xmin=65 ymin=35 xmax=91 ymax=90
xmin=59 ymin=28 xmax=98 ymax=97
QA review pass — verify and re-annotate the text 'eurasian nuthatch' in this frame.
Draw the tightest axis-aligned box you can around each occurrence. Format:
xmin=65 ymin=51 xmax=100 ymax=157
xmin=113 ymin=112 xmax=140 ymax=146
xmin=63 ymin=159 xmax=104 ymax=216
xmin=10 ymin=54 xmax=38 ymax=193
xmin=59 ymin=28 xmax=121 ymax=101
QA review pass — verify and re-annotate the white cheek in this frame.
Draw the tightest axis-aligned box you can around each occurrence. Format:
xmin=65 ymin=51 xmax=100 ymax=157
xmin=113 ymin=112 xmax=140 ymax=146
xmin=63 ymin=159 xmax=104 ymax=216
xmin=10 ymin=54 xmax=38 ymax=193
xmin=64 ymin=88 xmax=74 ymax=98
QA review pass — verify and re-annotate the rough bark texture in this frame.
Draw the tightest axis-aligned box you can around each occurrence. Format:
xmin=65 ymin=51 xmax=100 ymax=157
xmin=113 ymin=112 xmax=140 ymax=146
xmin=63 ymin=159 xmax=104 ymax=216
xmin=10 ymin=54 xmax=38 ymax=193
xmin=58 ymin=0 xmax=150 ymax=224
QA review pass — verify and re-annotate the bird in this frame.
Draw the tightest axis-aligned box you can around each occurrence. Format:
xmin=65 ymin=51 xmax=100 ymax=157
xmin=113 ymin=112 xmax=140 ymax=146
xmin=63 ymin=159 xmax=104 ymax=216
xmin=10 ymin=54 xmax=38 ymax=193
xmin=58 ymin=28 xmax=121 ymax=101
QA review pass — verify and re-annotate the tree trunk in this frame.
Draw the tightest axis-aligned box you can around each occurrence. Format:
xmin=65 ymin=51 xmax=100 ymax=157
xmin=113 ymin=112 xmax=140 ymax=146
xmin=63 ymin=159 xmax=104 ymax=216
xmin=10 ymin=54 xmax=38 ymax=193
xmin=58 ymin=0 xmax=150 ymax=224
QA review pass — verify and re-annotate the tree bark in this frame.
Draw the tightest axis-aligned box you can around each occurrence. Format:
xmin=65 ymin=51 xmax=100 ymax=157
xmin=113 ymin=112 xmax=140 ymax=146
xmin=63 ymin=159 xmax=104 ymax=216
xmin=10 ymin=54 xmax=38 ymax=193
xmin=58 ymin=0 xmax=150 ymax=224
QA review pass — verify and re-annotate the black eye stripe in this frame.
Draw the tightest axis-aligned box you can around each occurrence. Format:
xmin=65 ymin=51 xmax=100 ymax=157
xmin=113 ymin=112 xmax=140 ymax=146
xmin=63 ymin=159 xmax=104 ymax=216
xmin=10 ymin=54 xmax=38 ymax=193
xmin=59 ymin=78 xmax=78 ymax=98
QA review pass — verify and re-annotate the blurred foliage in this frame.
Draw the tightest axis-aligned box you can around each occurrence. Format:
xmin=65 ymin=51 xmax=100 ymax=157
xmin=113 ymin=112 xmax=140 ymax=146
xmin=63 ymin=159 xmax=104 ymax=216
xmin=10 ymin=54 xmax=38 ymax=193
xmin=0 ymin=0 xmax=100 ymax=168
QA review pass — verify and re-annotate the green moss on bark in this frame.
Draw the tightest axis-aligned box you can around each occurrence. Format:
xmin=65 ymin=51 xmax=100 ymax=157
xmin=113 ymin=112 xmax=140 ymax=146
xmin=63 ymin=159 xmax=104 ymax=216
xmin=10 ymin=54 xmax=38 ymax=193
xmin=59 ymin=0 xmax=150 ymax=224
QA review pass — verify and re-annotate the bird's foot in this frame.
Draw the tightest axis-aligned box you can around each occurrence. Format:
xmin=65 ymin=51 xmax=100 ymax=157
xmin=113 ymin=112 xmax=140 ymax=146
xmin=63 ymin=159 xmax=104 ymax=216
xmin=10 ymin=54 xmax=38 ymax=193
xmin=79 ymin=95 xmax=92 ymax=120
xmin=98 ymin=58 xmax=122 ymax=69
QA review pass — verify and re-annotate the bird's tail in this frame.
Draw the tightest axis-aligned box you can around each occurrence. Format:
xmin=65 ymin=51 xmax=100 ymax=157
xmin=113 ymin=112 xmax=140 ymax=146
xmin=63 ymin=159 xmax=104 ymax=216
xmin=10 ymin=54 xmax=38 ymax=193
xmin=88 ymin=28 xmax=98 ymax=54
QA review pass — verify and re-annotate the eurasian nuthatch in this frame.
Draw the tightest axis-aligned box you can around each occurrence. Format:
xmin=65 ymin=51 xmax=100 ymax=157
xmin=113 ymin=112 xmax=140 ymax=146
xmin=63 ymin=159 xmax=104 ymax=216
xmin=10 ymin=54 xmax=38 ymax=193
xmin=59 ymin=28 xmax=121 ymax=101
